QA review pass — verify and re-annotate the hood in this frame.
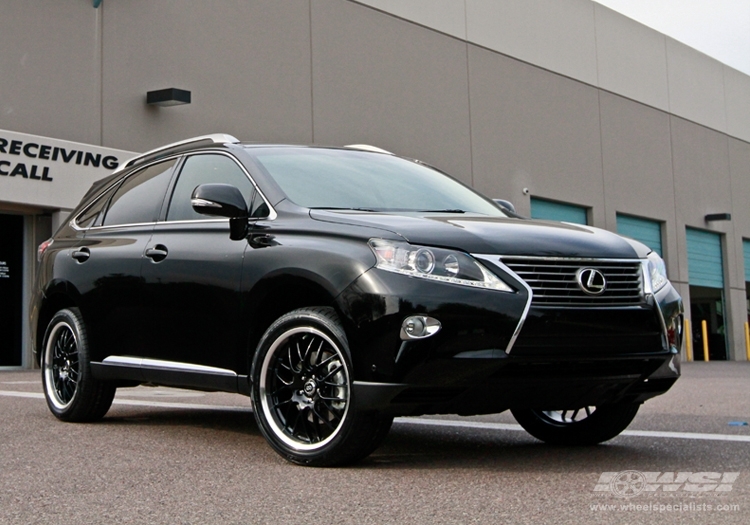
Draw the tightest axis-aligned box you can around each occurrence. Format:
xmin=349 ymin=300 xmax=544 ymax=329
xmin=310 ymin=211 xmax=647 ymax=259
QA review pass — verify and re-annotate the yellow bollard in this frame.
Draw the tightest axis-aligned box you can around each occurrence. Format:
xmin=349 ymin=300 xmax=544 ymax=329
xmin=745 ymin=322 xmax=750 ymax=362
xmin=701 ymin=320 xmax=710 ymax=362
xmin=685 ymin=318 xmax=693 ymax=362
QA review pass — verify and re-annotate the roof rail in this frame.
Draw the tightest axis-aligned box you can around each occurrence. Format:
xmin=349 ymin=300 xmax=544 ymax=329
xmin=344 ymin=144 xmax=394 ymax=155
xmin=114 ymin=133 xmax=240 ymax=174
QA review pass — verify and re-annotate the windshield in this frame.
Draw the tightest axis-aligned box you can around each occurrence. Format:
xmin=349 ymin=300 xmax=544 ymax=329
xmin=248 ymin=147 xmax=505 ymax=216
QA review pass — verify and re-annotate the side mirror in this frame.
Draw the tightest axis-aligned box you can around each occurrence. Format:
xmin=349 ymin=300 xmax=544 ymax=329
xmin=493 ymin=199 xmax=516 ymax=213
xmin=191 ymin=183 xmax=249 ymax=240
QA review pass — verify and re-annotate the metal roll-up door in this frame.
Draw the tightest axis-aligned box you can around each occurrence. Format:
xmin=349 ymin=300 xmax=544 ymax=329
xmin=743 ymin=239 xmax=750 ymax=283
xmin=616 ymin=214 xmax=663 ymax=256
xmin=686 ymin=227 xmax=723 ymax=288
xmin=530 ymin=198 xmax=587 ymax=225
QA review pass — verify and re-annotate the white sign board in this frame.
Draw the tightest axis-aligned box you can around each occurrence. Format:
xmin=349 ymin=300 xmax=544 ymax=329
xmin=0 ymin=129 xmax=136 ymax=210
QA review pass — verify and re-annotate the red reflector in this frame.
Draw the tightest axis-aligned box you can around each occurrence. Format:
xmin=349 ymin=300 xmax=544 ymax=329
xmin=37 ymin=238 xmax=53 ymax=262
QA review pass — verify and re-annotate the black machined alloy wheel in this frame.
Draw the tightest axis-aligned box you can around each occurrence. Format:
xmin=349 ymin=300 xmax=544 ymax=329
xmin=261 ymin=326 xmax=350 ymax=450
xmin=511 ymin=402 xmax=640 ymax=446
xmin=42 ymin=308 xmax=115 ymax=422
xmin=44 ymin=320 xmax=80 ymax=410
xmin=252 ymin=307 xmax=392 ymax=467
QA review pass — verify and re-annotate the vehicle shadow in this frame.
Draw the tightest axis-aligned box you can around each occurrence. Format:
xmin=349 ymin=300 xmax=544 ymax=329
xmin=99 ymin=406 xmax=672 ymax=471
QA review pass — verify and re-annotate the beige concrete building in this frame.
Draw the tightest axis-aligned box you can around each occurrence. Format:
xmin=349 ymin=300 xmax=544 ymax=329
xmin=2 ymin=0 xmax=749 ymax=367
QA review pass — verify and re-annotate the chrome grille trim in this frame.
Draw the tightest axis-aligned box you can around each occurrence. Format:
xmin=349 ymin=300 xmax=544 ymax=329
xmin=499 ymin=256 xmax=644 ymax=307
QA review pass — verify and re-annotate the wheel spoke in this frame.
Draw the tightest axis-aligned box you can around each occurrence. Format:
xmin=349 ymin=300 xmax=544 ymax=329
xmin=319 ymin=364 xmax=343 ymax=383
xmin=311 ymin=405 xmax=336 ymax=431
xmin=274 ymin=368 xmax=294 ymax=386
xmin=273 ymin=397 xmax=293 ymax=409
xmin=316 ymin=353 xmax=338 ymax=368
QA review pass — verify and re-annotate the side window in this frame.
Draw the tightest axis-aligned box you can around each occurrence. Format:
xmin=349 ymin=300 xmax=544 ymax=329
xmin=76 ymin=186 xmax=117 ymax=229
xmin=102 ymin=160 xmax=176 ymax=226
xmin=166 ymin=154 xmax=257 ymax=222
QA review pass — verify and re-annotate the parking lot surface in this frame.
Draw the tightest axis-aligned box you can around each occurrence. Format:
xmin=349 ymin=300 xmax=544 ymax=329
xmin=1 ymin=362 xmax=748 ymax=524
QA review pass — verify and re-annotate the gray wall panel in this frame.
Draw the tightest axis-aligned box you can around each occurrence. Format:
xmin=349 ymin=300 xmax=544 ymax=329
xmin=466 ymin=0 xmax=598 ymax=86
xmin=666 ymin=39 xmax=727 ymax=134
xmin=729 ymin=138 xmax=750 ymax=285
xmin=594 ymin=5 xmax=669 ymax=112
xmin=467 ymin=45 xmax=604 ymax=221
xmin=670 ymin=116 xmax=733 ymax=286
xmin=101 ymin=0 xmax=313 ymax=152
xmin=724 ymin=66 xmax=750 ymax=144
xmin=353 ymin=0 xmax=467 ymax=39
xmin=311 ymin=0 xmax=472 ymax=183
xmin=598 ymin=92 xmax=677 ymax=274
xmin=0 ymin=1 xmax=101 ymax=143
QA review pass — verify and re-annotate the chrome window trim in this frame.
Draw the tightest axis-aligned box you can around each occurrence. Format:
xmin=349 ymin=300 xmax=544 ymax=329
xmin=154 ymin=218 xmax=228 ymax=226
xmin=72 ymin=221 xmax=158 ymax=232
xmin=71 ymin=153 xmax=183 ymax=232
xmin=102 ymin=356 xmax=238 ymax=377
xmin=472 ymin=254 xmax=533 ymax=355
xmin=72 ymin=149 xmax=277 ymax=232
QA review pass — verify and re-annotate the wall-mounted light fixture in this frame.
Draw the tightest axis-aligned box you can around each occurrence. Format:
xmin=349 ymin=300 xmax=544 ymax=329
xmin=705 ymin=213 xmax=731 ymax=222
xmin=146 ymin=88 xmax=191 ymax=107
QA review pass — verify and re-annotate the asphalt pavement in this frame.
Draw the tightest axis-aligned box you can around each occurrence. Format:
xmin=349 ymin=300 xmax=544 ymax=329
xmin=1 ymin=362 xmax=748 ymax=525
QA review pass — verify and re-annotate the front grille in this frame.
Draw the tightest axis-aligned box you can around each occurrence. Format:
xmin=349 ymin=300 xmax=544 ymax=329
xmin=502 ymin=257 xmax=643 ymax=306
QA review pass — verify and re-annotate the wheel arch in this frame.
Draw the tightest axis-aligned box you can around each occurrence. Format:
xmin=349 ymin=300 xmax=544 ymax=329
xmin=242 ymin=271 xmax=350 ymax=373
xmin=34 ymin=283 xmax=82 ymax=366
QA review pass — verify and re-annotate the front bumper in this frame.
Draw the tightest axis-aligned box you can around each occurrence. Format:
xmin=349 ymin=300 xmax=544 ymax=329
xmin=337 ymin=268 xmax=682 ymax=417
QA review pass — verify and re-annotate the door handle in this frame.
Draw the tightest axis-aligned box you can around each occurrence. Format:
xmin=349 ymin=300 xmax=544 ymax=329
xmin=72 ymin=248 xmax=90 ymax=262
xmin=145 ymin=245 xmax=168 ymax=262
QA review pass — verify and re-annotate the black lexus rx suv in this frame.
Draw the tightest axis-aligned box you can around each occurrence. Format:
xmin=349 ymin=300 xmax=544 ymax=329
xmin=31 ymin=134 xmax=683 ymax=466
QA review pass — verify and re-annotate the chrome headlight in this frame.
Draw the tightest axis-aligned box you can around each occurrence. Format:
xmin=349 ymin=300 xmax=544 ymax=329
xmin=369 ymin=239 xmax=513 ymax=292
xmin=645 ymin=251 xmax=669 ymax=293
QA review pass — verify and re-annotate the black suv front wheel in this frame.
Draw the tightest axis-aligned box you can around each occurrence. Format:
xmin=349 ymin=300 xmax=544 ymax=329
xmin=251 ymin=307 xmax=391 ymax=466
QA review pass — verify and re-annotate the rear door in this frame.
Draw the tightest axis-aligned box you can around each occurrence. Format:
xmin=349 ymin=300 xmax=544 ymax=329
xmin=73 ymin=159 xmax=177 ymax=361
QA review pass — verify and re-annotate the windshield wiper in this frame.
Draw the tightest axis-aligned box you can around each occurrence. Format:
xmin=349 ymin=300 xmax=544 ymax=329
xmin=418 ymin=209 xmax=465 ymax=213
xmin=310 ymin=207 xmax=380 ymax=212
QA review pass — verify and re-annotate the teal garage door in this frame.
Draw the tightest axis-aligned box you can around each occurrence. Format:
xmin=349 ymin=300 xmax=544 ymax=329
xmin=530 ymin=198 xmax=587 ymax=225
xmin=616 ymin=214 xmax=663 ymax=256
xmin=686 ymin=228 xmax=723 ymax=288
xmin=744 ymin=239 xmax=750 ymax=282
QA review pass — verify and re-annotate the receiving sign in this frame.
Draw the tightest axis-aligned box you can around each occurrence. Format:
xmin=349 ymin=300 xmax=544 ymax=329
xmin=0 ymin=129 xmax=135 ymax=210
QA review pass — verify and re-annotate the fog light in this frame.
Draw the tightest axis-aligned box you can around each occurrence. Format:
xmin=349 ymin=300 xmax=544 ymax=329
xmin=400 ymin=316 xmax=441 ymax=340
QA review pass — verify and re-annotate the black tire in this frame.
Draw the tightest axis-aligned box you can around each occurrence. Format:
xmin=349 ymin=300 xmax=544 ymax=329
xmin=511 ymin=403 xmax=640 ymax=446
xmin=41 ymin=308 xmax=115 ymax=422
xmin=251 ymin=307 xmax=391 ymax=467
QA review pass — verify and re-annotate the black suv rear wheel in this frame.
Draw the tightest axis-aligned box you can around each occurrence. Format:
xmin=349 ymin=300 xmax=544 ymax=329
xmin=511 ymin=402 xmax=640 ymax=446
xmin=251 ymin=307 xmax=391 ymax=466
xmin=41 ymin=308 xmax=115 ymax=422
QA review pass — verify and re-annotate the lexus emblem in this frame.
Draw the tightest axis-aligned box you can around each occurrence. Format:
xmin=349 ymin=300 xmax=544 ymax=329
xmin=577 ymin=268 xmax=606 ymax=295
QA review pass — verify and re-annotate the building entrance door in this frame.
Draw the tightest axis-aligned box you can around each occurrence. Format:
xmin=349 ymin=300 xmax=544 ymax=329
xmin=0 ymin=214 xmax=24 ymax=367
xmin=689 ymin=286 xmax=727 ymax=361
